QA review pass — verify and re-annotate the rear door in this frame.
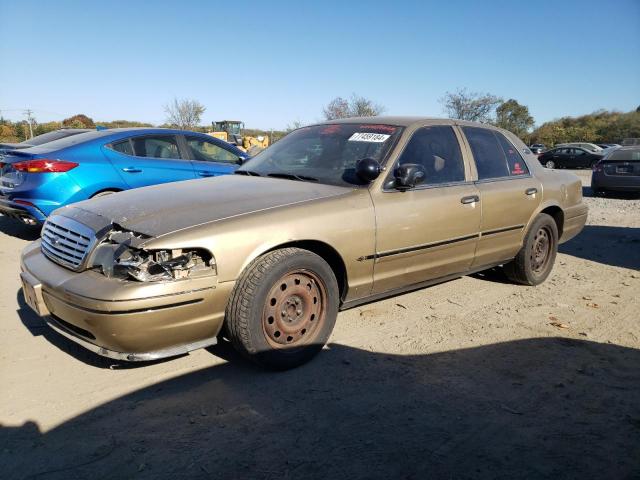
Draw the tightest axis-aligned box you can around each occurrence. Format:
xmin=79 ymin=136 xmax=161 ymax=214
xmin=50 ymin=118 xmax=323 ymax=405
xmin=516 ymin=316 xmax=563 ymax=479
xmin=460 ymin=126 xmax=542 ymax=268
xmin=103 ymin=134 xmax=196 ymax=189
xmin=182 ymin=135 xmax=243 ymax=178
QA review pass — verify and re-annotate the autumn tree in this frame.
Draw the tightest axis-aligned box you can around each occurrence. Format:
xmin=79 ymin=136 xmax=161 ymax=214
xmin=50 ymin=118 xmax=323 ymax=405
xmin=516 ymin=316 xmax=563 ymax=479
xmin=164 ymin=98 xmax=206 ymax=130
xmin=323 ymin=94 xmax=385 ymax=120
xmin=62 ymin=114 xmax=95 ymax=128
xmin=495 ymin=99 xmax=535 ymax=138
xmin=440 ymin=88 xmax=502 ymax=123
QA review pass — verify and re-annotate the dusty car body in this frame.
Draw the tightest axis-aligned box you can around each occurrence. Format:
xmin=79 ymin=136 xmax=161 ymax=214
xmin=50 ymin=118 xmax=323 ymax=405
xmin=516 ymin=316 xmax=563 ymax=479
xmin=20 ymin=117 xmax=588 ymax=368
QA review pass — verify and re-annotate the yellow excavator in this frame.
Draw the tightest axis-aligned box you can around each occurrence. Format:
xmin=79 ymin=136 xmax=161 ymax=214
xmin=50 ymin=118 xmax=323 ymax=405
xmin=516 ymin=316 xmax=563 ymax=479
xmin=209 ymin=120 xmax=269 ymax=155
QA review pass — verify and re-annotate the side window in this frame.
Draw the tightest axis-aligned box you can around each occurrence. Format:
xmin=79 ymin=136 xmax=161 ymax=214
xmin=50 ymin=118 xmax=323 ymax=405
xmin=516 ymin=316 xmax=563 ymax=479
xmin=186 ymin=137 xmax=240 ymax=164
xmin=397 ymin=126 xmax=465 ymax=185
xmin=573 ymin=148 xmax=586 ymax=156
xmin=462 ymin=126 xmax=510 ymax=179
xmin=496 ymin=132 xmax=529 ymax=176
xmin=131 ymin=135 xmax=180 ymax=159
xmin=109 ymin=139 xmax=134 ymax=156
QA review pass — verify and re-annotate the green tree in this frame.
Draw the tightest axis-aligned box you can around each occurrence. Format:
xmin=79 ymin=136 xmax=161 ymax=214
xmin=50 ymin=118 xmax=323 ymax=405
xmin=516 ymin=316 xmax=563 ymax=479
xmin=495 ymin=99 xmax=534 ymax=138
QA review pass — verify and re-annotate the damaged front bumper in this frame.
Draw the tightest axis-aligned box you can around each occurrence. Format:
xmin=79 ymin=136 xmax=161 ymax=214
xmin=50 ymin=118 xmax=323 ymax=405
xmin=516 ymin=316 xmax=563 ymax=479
xmin=20 ymin=241 xmax=235 ymax=361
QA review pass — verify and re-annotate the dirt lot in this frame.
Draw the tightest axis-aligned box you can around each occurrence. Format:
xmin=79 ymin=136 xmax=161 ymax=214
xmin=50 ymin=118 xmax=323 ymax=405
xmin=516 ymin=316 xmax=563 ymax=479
xmin=1 ymin=170 xmax=639 ymax=479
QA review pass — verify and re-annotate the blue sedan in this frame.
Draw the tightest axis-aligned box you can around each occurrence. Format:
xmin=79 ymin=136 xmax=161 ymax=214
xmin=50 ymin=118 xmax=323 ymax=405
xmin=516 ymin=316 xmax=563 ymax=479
xmin=0 ymin=128 xmax=249 ymax=225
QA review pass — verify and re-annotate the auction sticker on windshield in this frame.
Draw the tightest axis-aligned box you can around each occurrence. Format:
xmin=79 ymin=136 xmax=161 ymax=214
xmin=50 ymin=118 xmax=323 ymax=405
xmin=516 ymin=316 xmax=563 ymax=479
xmin=348 ymin=132 xmax=391 ymax=142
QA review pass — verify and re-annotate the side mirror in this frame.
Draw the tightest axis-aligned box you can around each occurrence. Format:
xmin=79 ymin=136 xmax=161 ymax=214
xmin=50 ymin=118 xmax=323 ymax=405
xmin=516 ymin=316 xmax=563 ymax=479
xmin=355 ymin=158 xmax=381 ymax=182
xmin=394 ymin=163 xmax=426 ymax=191
xmin=236 ymin=156 xmax=245 ymax=165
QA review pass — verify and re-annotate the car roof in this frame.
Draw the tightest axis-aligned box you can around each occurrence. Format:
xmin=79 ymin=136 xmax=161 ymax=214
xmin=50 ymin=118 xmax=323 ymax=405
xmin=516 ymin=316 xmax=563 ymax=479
xmin=312 ymin=115 xmax=508 ymax=130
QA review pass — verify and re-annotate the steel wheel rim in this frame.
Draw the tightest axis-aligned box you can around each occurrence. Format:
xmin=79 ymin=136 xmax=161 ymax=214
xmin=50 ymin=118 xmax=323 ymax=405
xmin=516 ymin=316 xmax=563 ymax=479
xmin=545 ymin=161 xmax=554 ymax=168
xmin=262 ymin=269 xmax=327 ymax=349
xmin=530 ymin=226 xmax=552 ymax=274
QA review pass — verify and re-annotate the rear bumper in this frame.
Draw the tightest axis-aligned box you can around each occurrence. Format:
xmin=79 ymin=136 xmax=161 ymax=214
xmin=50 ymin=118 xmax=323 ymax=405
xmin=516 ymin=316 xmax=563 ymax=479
xmin=0 ymin=197 xmax=46 ymax=224
xmin=20 ymin=241 xmax=234 ymax=360
xmin=592 ymin=172 xmax=640 ymax=191
xmin=560 ymin=203 xmax=588 ymax=244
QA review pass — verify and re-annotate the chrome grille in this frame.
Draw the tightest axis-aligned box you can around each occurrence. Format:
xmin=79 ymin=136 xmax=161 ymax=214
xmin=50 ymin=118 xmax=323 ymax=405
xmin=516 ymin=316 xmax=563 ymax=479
xmin=41 ymin=215 xmax=96 ymax=270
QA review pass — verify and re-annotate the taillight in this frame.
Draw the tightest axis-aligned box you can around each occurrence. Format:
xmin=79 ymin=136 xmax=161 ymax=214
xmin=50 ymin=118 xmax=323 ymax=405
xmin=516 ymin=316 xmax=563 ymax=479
xmin=12 ymin=159 xmax=79 ymax=173
xmin=593 ymin=160 xmax=603 ymax=172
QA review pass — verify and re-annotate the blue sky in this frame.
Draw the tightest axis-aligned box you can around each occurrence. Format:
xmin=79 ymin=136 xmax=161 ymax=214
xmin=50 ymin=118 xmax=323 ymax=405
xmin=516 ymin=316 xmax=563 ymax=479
xmin=1 ymin=0 xmax=638 ymax=130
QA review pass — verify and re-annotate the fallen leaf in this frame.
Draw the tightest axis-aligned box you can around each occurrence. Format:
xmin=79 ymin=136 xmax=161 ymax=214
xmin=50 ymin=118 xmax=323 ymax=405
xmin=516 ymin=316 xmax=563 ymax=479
xmin=586 ymin=303 xmax=599 ymax=309
xmin=395 ymin=303 xmax=407 ymax=309
xmin=582 ymin=296 xmax=593 ymax=301
xmin=549 ymin=322 xmax=570 ymax=329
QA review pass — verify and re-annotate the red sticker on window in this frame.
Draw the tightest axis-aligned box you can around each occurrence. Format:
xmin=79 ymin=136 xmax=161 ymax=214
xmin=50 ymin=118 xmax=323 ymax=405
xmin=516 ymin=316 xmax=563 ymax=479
xmin=320 ymin=124 xmax=342 ymax=134
xmin=359 ymin=124 xmax=397 ymax=133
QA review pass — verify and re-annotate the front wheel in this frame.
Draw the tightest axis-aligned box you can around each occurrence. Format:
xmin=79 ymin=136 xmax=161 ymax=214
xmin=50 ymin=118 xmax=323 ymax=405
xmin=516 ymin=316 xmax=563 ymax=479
xmin=544 ymin=160 xmax=555 ymax=169
xmin=225 ymin=248 xmax=339 ymax=369
xmin=504 ymin=213 xmax=558 ymax=286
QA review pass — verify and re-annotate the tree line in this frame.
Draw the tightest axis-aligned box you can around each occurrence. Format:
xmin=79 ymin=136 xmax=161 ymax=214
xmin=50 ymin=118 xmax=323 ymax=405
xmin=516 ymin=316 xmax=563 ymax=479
xmin=2 ymin=92 xmax=638 ymax=146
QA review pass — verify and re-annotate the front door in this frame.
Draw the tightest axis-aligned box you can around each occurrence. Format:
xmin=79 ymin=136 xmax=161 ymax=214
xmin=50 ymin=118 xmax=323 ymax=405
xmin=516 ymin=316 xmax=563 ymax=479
xmin=371 ymin=125 xmax=481 ymax=294
xmin=459 ymin=126 xmax=542 ymax=267
xmin=183 ymin=135 xmax=242 ymax=178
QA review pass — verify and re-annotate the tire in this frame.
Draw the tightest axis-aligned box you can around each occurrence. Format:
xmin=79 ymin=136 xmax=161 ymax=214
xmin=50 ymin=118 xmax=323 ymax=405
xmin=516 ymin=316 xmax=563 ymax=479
xmin=91 ymin=190 xmax=119 ymax=198
xmin=544 ymin=160 xmax=555 ymax=169
xmin=504 ymin=213 xmax=558 ymax=286
xmin=225 ymin=247 xmax=339 ymax=369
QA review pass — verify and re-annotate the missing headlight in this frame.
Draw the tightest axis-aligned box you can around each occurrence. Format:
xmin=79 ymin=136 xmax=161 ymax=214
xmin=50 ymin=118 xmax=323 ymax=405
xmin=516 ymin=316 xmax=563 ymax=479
xmin=90 ymin=229 xmax=216 ymax=282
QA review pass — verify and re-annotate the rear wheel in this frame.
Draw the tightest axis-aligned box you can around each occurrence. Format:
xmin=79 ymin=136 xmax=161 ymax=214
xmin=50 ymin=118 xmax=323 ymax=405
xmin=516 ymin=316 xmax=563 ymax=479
xmin=544 ymin=160 xmax=555 ymax=169
xmin=504 ymin=213 xmax=558 ymax=286
xmin=225 ymin=248 xmax=339 ymax=369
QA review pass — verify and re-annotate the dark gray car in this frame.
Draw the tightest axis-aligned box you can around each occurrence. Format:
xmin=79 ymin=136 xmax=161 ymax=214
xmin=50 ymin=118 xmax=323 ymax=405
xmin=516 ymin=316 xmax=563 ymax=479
xmin=591 ymin=146 xmax=640 ymax=195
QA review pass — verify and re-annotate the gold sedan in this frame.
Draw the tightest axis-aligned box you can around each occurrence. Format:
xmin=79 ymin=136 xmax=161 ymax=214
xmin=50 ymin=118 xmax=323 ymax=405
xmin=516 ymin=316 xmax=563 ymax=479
xmin=20 ymin=118 xmax=588 ymax=368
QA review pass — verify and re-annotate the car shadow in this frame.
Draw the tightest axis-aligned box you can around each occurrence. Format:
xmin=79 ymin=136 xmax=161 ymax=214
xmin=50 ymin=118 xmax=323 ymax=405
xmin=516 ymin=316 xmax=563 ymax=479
xmin=1 ymin=338 xmax=638 ymax=479
xmin=15 ymin=289 xmax=182 ymax=370
xmin=559 ymin=225 xmax=640 ymax=270
xmin=0 ymin=214 xmax=41 ymax=241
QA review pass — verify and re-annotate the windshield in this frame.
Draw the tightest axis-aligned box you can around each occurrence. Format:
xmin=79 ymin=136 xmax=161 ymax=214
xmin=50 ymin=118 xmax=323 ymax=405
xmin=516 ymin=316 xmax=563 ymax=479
xmin=238 ymin=123 xmax=403 ymax=186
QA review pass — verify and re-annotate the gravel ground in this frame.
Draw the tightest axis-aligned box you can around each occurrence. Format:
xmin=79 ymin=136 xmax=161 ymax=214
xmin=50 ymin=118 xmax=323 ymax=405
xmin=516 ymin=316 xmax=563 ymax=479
xmin=1 ymin=170 xmax=638 ymax=479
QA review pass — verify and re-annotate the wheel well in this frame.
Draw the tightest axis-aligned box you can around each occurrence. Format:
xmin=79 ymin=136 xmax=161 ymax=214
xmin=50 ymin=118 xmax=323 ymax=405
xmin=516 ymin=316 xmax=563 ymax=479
xmin=90 ymin=188 xmax=122 ymax=198
xmin=267 ymin=240 xmax=348 ymax=300
xmin=540 ymin=206 xmax=564 ymax=238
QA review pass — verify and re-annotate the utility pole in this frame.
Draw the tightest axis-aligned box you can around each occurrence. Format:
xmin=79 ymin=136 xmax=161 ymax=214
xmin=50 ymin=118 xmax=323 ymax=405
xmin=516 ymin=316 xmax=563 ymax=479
xmin=23 ymin=109 xmax=35 ymax=139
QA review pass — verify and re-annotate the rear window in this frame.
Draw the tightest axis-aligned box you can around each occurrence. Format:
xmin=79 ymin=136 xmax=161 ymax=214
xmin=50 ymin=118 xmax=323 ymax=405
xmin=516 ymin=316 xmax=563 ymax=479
xmin=21 ymin=130 xmax=114 ymax=152
xmin=131 ymin=135 xmax=180 ymax=159
xmin=108 ymin=139 xmax=134 ymax=156
xmin=607 ymin=149 xmax=640 ymax=161
xmin=463 ymin=127 xmax=510 ymax=179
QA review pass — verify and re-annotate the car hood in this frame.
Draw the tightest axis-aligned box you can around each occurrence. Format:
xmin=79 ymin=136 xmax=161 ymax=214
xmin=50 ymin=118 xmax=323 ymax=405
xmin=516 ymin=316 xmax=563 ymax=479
xmin=56 ymin=175 xmax=353 ymax=237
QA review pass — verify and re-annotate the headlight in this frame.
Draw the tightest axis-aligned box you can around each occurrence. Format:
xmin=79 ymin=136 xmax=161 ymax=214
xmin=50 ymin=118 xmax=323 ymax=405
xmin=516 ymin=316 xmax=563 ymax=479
xmin=90 ymin=233 xmax=216 ymax=282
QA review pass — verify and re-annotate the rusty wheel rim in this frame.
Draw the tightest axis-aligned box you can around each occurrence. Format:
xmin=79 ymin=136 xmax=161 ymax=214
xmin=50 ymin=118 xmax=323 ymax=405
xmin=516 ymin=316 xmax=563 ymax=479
xmin=262 ymin=269 xmax=327 ymax=349
xmin=530 ymin=226 xmax=552 ymax=274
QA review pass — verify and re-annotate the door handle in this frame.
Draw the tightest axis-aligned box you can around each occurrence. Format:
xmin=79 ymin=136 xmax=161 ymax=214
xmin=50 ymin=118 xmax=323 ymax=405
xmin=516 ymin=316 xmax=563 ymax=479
xmin=460 ymin=195 xmax=480 ymax=204
xmin=197 ymin=171 xmax=216 ymax=177
xmin=122 ymin=167 xmax=142 ymax=173
xmin=525 ymin=188 xmax=538 ymax=195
